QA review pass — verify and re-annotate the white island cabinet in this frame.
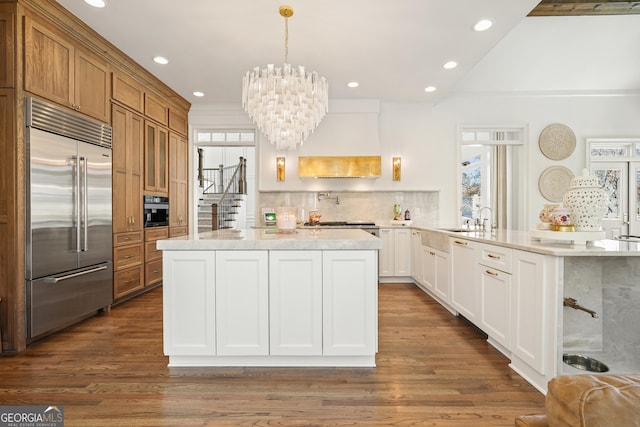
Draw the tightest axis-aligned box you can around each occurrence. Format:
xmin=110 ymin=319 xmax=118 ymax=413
xmin=159 ymin=228 xmax=381 ymax=367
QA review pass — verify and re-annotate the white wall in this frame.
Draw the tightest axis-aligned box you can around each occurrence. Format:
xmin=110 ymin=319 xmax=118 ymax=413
xmin=190 ymin=94 xmax=640 ymax=230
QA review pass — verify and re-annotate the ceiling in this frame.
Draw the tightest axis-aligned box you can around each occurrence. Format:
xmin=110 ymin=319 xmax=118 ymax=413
xmin=54 ymin=1 xmax=640 ymax=108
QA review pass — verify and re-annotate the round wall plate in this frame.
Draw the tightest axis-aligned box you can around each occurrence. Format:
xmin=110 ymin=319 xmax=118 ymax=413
xmin=539 ymin=166 xmax=574 ymax=202
xmin=539 ymin=123 xmax=576 ymax=160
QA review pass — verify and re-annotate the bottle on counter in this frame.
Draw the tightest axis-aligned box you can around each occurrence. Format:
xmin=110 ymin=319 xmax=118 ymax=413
xmin=404 ymin=209 xmax=411 ymax=220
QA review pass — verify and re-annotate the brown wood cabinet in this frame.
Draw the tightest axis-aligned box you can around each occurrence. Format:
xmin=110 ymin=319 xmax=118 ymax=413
xmin=0 ymin=5 xmax=15 ymax=88
xmin=144 ymin=121 xmax=169 ymax=195
xmin=112 ymin=104 xmax=144 ymax=234
xmin=144 ymin=227 xmax=168 ymax=287
xmin=169 ymin=132 xmax=188 ymax=235
xmin=0 ymin=0 xmax=190 ymax=352
xmin=24 ymin=15 xmax=109 ymax=123
xmin=112 ymin=70 xmax=144 ymax=113
xmin=145 ymin=91 xmax=168 ymax=126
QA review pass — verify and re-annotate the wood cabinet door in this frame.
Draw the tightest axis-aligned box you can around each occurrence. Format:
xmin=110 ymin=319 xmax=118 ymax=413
xmin=24 ymin=16 xmax=73 ymax=107
xmin=0 ymin=5 xmax=15 ymax=88
xmin=269 ymin=251 xmax=323 ymax=355
xmin=169 ymin=132 xmax=188 ymax=230
xmin=112 ymin=105 xmax=143 ymax=233
xmin=144 ymin=121 xmax=169 ymax=194
xmin=74 ymin=48 xmax=109 ymax=122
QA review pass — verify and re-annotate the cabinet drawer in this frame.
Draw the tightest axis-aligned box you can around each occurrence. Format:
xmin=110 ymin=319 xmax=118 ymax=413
xmin=145 ymin=226 xmax=168 ymax=241
xmin=145 ymin=240 xmax=162 ymax=262
xmin=169 ymin=225 xmax=188 ymax=237
xmin=114 ymin=244 xmax=143 ymax=270
xmin=145 ymin=259 xmax=163 ymax=286
xmin=114 ymin=265 xmax=144 ymax=299
xmin=113 ymin=231 xmax=143 ymax=247
xmin=478 ymin=243 xmax=512 ymax=273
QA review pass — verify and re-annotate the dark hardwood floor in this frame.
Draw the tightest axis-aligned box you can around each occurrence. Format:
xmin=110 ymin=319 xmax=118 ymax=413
xmin=0 ymin=284 xmax=544 ymax=426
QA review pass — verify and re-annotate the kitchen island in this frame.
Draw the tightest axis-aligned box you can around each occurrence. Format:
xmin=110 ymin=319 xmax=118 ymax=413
xmin=157 ymin=228 xmax=382 ymax=367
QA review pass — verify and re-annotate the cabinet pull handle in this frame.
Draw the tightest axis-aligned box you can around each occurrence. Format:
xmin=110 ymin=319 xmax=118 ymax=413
xmin=430 ymin=251 xmax=435 ymax=256
xmin=124 ymin=255 xmax=133 ymax=259
xmin=485 ymin=269 xmax=498 ymax=276
xmin=153 ymin=269 xmax=161 ymax=273
xmin=487 ymin=254 xmax=501 ymax=259
xmin=453 ymin=240 xmax=468 ymax=246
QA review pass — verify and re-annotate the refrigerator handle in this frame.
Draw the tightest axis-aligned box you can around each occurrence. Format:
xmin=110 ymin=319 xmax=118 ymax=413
xmin=73 ymin=155 xmax=81 ymax=253
xmin=81 ymin=156 xmax=88 ymax=251
xmin=42 ymin=264 xmax=108 ymax=284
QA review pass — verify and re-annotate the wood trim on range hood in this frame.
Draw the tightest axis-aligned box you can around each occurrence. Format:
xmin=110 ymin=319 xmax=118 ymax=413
xmin=298 ymin=156 xmax=381 ymax=178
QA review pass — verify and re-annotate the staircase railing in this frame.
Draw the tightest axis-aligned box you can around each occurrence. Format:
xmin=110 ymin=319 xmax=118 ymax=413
xmin=210 ymin=157 xmax=247 ymax=230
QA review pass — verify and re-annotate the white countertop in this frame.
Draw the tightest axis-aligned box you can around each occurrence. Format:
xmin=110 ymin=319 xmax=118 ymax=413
xmin=417 ymin=227 xmax=640 ymax=256
xmin=157 ymin=228 xmax=383 ymax=251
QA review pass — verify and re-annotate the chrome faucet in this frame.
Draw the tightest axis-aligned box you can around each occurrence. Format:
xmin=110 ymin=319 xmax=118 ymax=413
xmin=479 ymin=206 xmax=495 ymax=231
xmin=318 ymin=192 xmax=340 ymax=205
xmin=563 ymin=297 xmax=598 ymax=318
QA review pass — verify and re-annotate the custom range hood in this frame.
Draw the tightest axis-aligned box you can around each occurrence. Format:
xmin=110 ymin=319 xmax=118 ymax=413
xmin=298 ymin=156 xmax=381 ymax=178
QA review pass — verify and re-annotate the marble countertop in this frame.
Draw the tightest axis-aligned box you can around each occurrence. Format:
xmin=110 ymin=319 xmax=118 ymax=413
xmin=157 ymin=228 xmax=383 ymax=251
xmin=415 ymin=227 xmax=640 ymax=256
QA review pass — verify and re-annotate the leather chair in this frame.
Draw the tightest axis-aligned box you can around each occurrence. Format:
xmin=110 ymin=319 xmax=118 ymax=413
xmin=515 ymin=373 xmax=640 ymax=427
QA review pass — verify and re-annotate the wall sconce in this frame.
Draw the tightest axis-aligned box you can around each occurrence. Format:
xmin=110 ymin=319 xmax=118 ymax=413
xmin=276 ymin=157 xmax=285 ymax=181
xmin=392 ymin=157 xmax=401 ymax=181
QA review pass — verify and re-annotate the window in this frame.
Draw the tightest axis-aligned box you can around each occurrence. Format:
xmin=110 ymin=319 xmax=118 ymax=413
xmin=459 ymin=125 xmax=526 ymax=230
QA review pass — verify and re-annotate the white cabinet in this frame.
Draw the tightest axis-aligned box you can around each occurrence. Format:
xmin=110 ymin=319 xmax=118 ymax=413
xmin=163 ymin=251 xmax=216 ymax=356
xmin=379 ymin=227 xmax=411 ymax=277
xmin=323 ymin=250 xmax=377 ymax=356
xmin=421 ymin=246 xmax=436 ymax=291
xmin=410 ymin=230 xmax=423 ymax=283
xmin=434 ymin=249 xmax=450 ymax=302
xmin=511 ymin=249 xmax=547 ymax=374
xmin=269 ymin=251 xmax=323 ymax=356
xmin=215 ymin=251 xmax=269 ymax=356
xmin=449 ymin=237 xmax=479 ymax=323
xmin=478 ymin=243 xmax=512 ymax=349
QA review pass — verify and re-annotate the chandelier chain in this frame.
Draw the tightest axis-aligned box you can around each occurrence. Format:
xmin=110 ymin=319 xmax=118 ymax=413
xmin=284 ymin=15 xmax=289 ymax=63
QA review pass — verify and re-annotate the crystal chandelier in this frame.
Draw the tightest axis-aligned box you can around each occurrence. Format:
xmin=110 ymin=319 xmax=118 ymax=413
xmin=242 ymin=5 xmax=328 ymax=151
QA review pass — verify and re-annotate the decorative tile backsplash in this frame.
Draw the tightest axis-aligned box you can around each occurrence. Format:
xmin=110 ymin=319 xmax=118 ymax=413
xmin=258 ymin=191 xmax=439 ymax=226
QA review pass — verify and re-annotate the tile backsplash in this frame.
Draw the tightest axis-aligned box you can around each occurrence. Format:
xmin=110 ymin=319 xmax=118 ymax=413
xmin=258 ymin=191 xmax=439 ymax=226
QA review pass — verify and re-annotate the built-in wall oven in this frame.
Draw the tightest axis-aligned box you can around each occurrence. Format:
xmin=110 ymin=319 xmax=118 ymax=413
xmin=144 ymin=196 xmax=169 ymax=228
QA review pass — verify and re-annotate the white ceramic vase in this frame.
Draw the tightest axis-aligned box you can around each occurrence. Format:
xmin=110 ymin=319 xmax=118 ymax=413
xmin=562 ymin=169 xmax=607 ymax=231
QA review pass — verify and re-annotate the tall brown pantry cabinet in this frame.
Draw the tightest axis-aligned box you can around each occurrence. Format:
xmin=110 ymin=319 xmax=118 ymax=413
xmin=0 ymin=0 xmax=190 ymax=352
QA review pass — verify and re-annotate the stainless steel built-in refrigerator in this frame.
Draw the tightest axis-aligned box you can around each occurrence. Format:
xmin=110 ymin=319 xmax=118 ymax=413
xmin=25 ymin=97 xmax=113 ymax=341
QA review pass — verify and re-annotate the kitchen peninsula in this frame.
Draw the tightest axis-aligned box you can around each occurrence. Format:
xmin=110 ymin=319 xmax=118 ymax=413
xmin=157 ymin=228 xmax=382 ymax=367
xmin=413 ymin=226 xmax=640 ymax=393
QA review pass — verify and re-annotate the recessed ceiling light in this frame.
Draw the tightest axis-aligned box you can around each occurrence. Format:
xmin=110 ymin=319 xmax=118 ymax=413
xmin=84 ymin=0 xmax=106 ymax=7
xmin=193 ymin=91 xmax=205 ymax=97
xmin=153 ymin=56 xmax=169 ymax=65
xmin=424 ymin=86 xmax=437 ymax=93
xmin=474 ymin=19 xmax=493 ymax=32
xmin=347 ymin=82 xmax=359 ymax=88
xmin=443 ymin=61 xmax=458 ymax=70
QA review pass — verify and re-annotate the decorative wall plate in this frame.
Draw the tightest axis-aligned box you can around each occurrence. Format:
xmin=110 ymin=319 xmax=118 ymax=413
xmin=539 ymin=166 xmax=574 ymax=202
xmin=539 ymin=123 xmax=576 ymax=160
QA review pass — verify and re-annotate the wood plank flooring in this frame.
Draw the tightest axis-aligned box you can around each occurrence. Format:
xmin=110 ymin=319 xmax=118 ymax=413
xmin=0 ymin=284 xmax=544 ymax=426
